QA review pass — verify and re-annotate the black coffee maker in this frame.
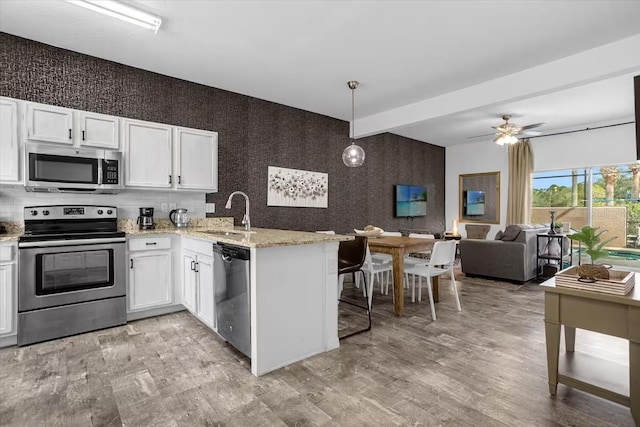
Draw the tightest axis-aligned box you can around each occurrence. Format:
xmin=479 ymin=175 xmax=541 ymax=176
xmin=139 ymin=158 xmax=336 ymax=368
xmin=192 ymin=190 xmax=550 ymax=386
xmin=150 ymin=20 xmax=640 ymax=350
xmin=137 ymin=207 xmax=155 ymax=230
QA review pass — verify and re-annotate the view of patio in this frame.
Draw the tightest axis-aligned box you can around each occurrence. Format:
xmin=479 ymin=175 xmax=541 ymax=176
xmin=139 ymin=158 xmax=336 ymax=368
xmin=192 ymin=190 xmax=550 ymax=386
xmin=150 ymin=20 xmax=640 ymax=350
xmin=532 ymin=165 xmax=640 ymax=268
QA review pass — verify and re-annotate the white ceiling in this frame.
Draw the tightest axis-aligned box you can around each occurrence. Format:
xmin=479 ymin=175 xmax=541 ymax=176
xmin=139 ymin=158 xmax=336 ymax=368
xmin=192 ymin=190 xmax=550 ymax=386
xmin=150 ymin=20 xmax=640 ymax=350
xmin=1 ymin=0 xmax=640 ymax=147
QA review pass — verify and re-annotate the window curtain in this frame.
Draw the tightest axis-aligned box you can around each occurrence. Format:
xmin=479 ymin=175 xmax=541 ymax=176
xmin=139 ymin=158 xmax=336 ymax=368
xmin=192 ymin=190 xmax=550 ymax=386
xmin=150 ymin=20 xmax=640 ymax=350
xmin=506 ymin=139 xmax=533 ymax=225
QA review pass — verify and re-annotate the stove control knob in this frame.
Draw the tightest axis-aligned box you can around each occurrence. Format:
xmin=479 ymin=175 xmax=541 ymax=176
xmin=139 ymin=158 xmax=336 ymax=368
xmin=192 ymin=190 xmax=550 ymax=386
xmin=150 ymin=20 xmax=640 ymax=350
xmin=42 ymin=210 xmax=50 ymax=216
xmin=30 ymin=210 xmax=38 ymax=216
xmin=107 ymin=209 xmax=113 ymax=215
xmin=97 ymin=209 xmax=104 ymax=215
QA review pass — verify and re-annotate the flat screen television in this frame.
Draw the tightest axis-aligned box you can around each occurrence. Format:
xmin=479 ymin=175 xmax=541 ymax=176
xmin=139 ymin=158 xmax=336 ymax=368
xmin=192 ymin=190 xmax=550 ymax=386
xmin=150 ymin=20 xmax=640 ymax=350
xmin=395 ymin=184 xmax=427 ymax=217
xmin=464 ymin=190 xmax=485 ymax=216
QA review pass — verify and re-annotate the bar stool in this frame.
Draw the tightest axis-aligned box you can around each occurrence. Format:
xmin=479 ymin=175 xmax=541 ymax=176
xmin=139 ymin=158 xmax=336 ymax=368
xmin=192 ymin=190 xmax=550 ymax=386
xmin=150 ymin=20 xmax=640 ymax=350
xmin=337 ymin=236 xmax=371 ymax=339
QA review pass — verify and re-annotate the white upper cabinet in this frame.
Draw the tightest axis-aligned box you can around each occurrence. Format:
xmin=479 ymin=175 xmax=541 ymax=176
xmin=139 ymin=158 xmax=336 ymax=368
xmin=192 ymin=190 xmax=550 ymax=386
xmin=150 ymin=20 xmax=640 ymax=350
xmin=26 ymin=102 xmax=119 ymax=149
xmin=124 ymin=121 xmax=218 ymax=191
xmin=0 ymin=97 xmax=21 ymax=183
xmin=26 ymin=103 xmax=73 ymax=145
xmin=76 ymin=111 xmax=119 ymax=149
xmin=123 ymin=119 xmax=173 ymax=188
xmin=175 ymin=127 xmax=218 ymax=191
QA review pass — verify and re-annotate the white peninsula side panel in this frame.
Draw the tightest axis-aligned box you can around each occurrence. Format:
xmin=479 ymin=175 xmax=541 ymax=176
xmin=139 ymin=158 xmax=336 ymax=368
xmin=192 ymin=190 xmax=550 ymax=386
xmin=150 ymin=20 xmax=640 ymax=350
xmin=251 ymin=241 xmax=339 ymax=376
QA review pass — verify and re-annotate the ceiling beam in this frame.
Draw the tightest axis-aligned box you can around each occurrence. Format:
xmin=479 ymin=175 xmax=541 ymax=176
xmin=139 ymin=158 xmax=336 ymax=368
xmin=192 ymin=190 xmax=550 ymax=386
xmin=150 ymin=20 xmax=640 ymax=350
xmin=355 ymin=34 xmax=640 ymax=139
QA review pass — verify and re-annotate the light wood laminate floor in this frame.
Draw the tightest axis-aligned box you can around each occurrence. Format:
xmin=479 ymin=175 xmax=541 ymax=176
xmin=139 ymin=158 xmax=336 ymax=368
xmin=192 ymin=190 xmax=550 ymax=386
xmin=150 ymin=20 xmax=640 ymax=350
xmin=0 ymin=270 xmax=634 ymax=426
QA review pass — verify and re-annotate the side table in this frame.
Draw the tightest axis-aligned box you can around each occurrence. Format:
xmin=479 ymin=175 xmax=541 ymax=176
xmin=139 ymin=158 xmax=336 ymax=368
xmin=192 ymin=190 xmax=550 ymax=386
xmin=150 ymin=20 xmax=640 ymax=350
xmin=537 ymin=233 xmax=572 ymax=282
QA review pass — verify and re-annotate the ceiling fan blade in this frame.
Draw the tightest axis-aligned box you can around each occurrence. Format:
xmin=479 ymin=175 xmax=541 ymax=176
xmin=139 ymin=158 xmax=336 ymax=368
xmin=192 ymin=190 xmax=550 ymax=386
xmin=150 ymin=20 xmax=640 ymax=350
xmin=467 ymin=132 xmax=497 ymax=139
xmin=519 ymin=122 xmax=545 ymax=130
xmin=517 ymin=130 xmax=542 ymax=136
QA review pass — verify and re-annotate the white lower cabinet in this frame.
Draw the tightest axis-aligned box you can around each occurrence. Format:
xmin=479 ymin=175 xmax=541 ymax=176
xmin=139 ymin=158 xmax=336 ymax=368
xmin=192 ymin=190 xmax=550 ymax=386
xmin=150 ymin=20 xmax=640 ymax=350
xmin=196 ymin=254 xmax=214 ymax=327
xmin=182 ymin=237 xmax=215 ymax=329
xmin=0 ymin=243 xmax=17 ymax=346
xmin=127 ymin=236 xmax=174 ymax=314
xmin=182 ymin=250 xmax=197 ymax=313
xmin=129 ymin=251 xmax=172 ymax=311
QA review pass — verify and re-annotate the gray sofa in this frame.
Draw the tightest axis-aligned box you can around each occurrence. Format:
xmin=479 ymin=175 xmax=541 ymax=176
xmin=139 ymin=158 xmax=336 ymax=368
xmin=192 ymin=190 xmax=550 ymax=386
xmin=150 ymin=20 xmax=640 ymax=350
xmin=459 ymin=224 xmax=549 ymax=283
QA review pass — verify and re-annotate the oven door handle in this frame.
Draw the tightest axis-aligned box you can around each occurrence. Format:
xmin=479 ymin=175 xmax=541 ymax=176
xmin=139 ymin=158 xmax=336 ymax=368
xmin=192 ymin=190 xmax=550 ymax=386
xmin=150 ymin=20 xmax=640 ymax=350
xmin=19 ymin=237 xmax=126 ymax=248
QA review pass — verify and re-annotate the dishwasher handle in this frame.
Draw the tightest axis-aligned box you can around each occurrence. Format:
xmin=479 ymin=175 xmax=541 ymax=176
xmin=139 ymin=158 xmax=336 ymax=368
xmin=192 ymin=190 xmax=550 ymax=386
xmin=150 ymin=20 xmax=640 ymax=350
xmin=213 ymin=243 xmax=250 ymax=261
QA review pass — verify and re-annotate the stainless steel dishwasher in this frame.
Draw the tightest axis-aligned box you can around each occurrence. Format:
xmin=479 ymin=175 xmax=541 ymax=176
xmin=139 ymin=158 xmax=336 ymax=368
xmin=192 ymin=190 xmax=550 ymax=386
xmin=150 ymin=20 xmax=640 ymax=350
xmin=213 ymin=243 xmax=251 ymax=358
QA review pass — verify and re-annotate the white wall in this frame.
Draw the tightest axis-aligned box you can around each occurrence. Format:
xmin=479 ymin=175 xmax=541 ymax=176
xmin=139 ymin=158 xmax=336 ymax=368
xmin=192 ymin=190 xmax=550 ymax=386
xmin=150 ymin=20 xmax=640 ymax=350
xmin=0 ymin=186 xmax=207 ymax=222
xmin=445 ymin=141 xmax=508 ymax=239
xmin=445 ymin=123 xmax=637 ymax=236
xmin=532 ymin=122 xmax=635 ymax=171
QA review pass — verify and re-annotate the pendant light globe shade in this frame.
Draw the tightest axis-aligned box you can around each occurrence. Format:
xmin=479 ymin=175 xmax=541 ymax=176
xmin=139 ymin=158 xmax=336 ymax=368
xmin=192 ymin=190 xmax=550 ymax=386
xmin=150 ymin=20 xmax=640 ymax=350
xmin=342 ymin=143 xmax=365 ymax=167
xmin=342 ymin=80 xmax=365 ymax=167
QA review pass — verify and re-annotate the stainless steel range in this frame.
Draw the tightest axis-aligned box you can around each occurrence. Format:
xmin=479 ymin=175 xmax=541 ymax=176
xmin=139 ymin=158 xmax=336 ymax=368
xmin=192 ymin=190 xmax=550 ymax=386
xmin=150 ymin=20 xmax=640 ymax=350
xmin=18 ymin=205 xmax=126 ymax=346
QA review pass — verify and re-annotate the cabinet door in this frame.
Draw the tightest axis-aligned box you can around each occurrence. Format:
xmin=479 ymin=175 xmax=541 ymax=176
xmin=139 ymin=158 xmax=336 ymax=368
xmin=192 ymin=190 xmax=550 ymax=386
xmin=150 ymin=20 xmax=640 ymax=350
xmin=129 ymin=252 xmax=172 ymax=311
xmin=123 ymin=119 xmax=172 ymax=188
xmin=196 ymin=254 xmax=215 ymax=328
xmin=175 ymin=127 xmax=218 ymax=191
xmin=182 ymin=251 xmax=197 ymax=313
xmin=77 ymin=111 xmax=119 ymax=149
xmin=26 ymin=103 xmax=73 ymax=145
xmin=0 ymin=98 xmax=20 ymax=183
xmin=0 ymin=263 xmax=14 ymax=336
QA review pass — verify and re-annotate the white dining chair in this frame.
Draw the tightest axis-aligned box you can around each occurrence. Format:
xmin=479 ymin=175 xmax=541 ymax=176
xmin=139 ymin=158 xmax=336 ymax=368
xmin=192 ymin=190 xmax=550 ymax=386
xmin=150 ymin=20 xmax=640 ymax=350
xmin=355 ymin=244 xmax=393 ymax=309
xmin=370 ymin=231 xmax=400 ymax=265
xmin=404 ymin=240 xmax=460 ymax=320
xmin=404 ymin=233 xmax=435 ymax=267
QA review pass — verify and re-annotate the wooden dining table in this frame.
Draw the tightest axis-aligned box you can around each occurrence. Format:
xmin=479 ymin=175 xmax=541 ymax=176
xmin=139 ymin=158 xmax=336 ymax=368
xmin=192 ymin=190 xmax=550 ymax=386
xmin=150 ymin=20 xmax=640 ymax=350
xmin=367 ymin=235 xmax=439 ymax=316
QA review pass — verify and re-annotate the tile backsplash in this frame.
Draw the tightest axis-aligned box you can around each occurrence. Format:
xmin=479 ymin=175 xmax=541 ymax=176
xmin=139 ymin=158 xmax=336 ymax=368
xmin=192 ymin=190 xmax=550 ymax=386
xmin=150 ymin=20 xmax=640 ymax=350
xmin=0 ymin=186 xmax=207 ymax=222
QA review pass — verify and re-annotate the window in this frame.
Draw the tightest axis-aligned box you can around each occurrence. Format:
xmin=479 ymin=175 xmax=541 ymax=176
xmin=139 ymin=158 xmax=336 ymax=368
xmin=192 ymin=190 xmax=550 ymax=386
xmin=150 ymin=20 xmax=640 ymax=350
xmin=532 ymin=165 xmax=640 ymax=269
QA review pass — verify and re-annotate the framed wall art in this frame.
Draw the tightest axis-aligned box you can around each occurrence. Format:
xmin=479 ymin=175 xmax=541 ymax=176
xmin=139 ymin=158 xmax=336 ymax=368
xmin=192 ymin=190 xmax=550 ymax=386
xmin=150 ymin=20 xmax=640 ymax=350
xmin=267 ymin=166 xmax=328 ymax=208
xmin=459 ymin=171 xmax=500 ymax=224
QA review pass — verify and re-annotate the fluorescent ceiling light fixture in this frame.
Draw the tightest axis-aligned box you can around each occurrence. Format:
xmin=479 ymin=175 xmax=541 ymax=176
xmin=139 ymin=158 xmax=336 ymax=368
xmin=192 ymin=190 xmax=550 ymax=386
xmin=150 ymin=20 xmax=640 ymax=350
xmin=67 ymin=0 xmax=162 ymax=33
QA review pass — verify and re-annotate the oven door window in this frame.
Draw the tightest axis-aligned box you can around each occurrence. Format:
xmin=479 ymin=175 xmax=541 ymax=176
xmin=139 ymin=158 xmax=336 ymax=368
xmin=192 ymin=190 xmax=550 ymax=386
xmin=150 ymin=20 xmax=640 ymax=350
xmin=29 ymin=153 xmax=99 ymax=184
xmin=36 ymin=249 xmax=113 ymax=294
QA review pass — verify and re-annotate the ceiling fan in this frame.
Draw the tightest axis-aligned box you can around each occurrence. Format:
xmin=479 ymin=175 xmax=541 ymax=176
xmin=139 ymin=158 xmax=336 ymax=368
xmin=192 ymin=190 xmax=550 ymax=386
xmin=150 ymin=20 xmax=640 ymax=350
xmin=469 ymin=115 xmax=545 ymax=145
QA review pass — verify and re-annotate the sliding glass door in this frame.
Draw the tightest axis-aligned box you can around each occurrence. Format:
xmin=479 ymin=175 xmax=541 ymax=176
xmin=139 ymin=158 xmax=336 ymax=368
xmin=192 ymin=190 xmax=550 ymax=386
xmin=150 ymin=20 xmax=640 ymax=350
xmin=532 ymin=164 xmax=640 ymax=269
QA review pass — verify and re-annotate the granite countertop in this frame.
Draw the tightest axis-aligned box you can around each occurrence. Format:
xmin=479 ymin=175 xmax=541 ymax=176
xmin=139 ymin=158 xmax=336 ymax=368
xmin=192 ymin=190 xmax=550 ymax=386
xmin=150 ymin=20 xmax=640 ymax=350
xmin=0 ymin=218 xmax=352 ymax=248
xmin=120 ymin=218 xmax=351 ymax=248
xmin=0 ymin=233 xmax=21 ymax=243
xmin=126 ymin=226 xmax=352 ymax=248
xmin=0 ymin=222 xmax=23 ymax=243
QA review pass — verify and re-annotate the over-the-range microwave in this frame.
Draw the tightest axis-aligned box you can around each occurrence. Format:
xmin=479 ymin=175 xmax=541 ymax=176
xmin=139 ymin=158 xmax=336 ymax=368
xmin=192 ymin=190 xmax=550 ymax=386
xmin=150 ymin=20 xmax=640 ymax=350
xmin=25 ymin=143 xmax=123 ymax=194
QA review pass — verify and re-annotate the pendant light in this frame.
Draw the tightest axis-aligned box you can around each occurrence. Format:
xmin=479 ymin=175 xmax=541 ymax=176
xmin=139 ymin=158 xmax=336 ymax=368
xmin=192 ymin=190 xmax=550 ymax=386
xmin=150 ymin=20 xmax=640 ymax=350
xmin=342 ymin=80 xmax=365 ymax=167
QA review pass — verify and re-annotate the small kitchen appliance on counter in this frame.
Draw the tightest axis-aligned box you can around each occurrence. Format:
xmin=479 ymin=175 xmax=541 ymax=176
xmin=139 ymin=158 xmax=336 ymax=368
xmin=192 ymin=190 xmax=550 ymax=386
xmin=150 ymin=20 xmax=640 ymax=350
xmin=169 ymin=208 xmax=188 ymax=228
xmin=137 ymin=207 xmax=155 ymax=230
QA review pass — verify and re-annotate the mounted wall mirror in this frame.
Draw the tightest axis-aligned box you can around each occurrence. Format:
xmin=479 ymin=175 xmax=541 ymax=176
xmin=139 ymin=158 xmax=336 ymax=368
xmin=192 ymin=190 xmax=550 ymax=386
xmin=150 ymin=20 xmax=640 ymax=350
xmin=459 ymin=171 xmax=500 ymax=224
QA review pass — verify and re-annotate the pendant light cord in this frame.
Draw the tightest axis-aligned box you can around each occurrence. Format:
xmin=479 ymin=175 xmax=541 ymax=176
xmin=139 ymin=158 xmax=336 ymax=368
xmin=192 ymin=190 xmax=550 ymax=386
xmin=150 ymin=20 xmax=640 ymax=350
xmin=351 ymin=85 xmax=355 ymax=144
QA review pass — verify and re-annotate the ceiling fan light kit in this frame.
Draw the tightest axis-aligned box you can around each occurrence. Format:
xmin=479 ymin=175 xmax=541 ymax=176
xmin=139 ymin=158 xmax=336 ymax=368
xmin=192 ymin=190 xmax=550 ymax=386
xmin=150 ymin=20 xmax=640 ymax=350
xmin=494 ymin=133 xmax=519 ymax=146
xmin=491 ymin=114 xmax=544 ymax=146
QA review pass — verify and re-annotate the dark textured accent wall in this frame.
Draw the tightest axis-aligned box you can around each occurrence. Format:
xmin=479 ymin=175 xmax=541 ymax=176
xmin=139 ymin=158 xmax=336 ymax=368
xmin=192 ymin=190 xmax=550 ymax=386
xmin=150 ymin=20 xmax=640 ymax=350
xmin=1 ymin=32 xmax=445 ymax=234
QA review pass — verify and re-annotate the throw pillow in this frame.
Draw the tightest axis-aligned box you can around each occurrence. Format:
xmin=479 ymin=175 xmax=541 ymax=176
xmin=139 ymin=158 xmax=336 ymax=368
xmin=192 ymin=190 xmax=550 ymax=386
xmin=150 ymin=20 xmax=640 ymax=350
xmin=501 ymin=224 xmax=522 ymax=241
xmin=494 ymin=230 xmax=503 ymax=240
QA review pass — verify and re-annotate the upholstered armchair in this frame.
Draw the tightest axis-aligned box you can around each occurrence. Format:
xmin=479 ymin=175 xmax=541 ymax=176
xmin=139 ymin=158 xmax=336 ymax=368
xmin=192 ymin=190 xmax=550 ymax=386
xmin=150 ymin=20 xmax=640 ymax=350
xmin=465 ymin=224 xmax=490 ymax=239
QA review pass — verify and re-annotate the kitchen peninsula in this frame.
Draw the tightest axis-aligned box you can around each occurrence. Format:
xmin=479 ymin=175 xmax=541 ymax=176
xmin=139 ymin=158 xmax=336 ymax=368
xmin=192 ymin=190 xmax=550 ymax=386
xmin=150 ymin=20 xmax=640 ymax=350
xmin=125 ymin=221 xmax=351 ymax=376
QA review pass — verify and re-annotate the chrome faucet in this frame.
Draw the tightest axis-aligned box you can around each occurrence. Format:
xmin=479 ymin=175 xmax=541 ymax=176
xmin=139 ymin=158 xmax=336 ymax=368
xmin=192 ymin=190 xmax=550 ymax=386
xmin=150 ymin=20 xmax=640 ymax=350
xmin=225 ymin=191 xmax=251 ymax=232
